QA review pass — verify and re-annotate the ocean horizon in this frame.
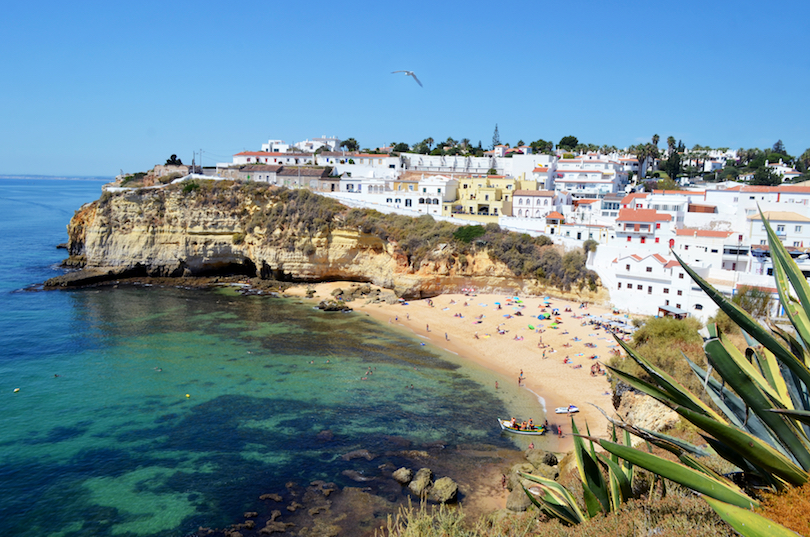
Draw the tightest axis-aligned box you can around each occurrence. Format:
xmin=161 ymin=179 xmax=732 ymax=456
xmin=0 ymin=177 xmax=537 ymax=536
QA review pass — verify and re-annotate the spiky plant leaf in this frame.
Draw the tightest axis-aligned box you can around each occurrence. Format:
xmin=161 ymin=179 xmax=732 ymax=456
xmin=673 ymin=251 xmax=810 ymax=391
xmin=519 ymin=475 xmax=586 ymax=525
xmin=571 ymin=419 xmax=610 ymax=516
xmin=703 ymin=496 xmax=802 ymax=537
xmin=704 ymin=338 xmax=810 ymax=470
xmin=761 ymin=206 xmax=810 ymax=317
xmin=596 ymin=438 xmax=758 ymax=509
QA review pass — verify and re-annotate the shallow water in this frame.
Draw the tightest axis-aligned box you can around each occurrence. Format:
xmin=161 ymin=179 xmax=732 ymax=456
xmin=0 ymin=178 xmax=541 ymax=536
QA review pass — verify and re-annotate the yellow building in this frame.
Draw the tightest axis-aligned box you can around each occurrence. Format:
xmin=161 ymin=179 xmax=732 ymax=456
xmin=442 ymin=175 xmax=537 ymax=219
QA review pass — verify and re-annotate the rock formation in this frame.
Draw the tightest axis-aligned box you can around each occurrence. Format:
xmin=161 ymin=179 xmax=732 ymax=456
xmin=46 ymin=182 xmax=540 ymax=298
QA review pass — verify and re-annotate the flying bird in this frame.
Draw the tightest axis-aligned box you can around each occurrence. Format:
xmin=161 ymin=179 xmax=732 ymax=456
xmin=391 ymin=70 xmax=422 ymax=87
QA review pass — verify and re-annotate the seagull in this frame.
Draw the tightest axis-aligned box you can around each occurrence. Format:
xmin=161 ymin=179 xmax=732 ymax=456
xmin=391 ymin=70 xmax=422 ymax=87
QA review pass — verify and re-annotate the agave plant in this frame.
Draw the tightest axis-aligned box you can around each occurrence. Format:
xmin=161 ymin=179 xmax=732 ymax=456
xmin=522 ymin=211 xmax=806 ymax=535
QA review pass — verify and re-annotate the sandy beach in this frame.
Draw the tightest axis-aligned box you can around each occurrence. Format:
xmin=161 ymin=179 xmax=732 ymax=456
xmin=287 ymin=282 xmax=627 ymax=453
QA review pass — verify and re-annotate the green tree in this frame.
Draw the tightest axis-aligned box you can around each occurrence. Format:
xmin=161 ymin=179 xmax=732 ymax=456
xmin=392 ymin=142 xmax=410 ymax=153
xmin=340 ymin=138 xmax=359 ymax=152
xmin=166 ymin=154 xmax=183 ymax=166
xmin=557 ymin=135 xmax=578 ymax=151
xmin=424 ymin=137 xmax=434 ymax=150
xmin=491 ymin=124 xmax=500 ymax=149
xmin=772 ymin=139 xmax=787 ymax=155
xmin=797 ymin=148 xmax=810 ymax=173
xmin=663 ymin=150 xmax=681 ymax=181
xmin=751 ymin=167 xmax=781 ymax=186
xmin=516 ymin=139 xmax=524 ymax=147
xmin=652 ymin=134 xmax=660 ymax=148
xmin=667 ymin=136 xmax=676 ymax=154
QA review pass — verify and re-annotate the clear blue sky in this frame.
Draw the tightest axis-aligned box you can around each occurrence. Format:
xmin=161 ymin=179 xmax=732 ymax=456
xmin=2 ymin=0 xmax=808 ymax=177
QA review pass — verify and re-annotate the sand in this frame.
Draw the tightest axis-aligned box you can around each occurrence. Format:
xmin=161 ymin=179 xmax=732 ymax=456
xmin=287 ymin=282 xmax=629 ymax=453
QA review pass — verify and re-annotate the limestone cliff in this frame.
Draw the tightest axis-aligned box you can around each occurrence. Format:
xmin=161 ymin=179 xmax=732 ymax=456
xmin=50 ymin=182 xmax=553 ymax=298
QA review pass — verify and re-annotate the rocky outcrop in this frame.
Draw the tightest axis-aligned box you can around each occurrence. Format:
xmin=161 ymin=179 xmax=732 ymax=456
xmin=427 ymin=477 xmax=458 ymax=503
xmin=616 ymin=391 xmax=679 ymax=446
xmin=45 ymin=184 xmax=543 ymax=297
xmin=407 ymin=468 xmax=433 ymax=497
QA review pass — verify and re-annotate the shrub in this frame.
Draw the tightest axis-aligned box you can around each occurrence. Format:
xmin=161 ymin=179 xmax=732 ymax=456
xmin=232 ymin=233 xmax=245 ymax=245
xmin=183 ymin=181 xmax=200 ymax=194
xmin=452 ymin=225 xmax=486 ymax=243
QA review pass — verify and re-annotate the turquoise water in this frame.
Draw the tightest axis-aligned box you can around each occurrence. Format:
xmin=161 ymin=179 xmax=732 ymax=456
xmin=0 ymin=178 xmax=539 ymax=536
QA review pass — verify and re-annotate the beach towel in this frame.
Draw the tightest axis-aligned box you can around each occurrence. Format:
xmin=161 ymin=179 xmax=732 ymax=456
xmin=442 ymin=307 xmax=449 ymax=311
xmin=528 ymin=325 xmax=535 ymax=330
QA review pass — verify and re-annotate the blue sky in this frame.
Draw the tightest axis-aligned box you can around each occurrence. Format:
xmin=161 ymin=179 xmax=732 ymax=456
xmin=2 ymin=0 xmax=809 ymax=177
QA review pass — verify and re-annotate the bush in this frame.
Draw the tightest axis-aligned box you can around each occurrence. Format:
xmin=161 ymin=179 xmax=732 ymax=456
xmin=232 ymin=233 xmax=245 ymax=245
xmin=183 ymin=181 xmax=200 ymax=194
xmin=452 ymin=225 xmax=486 ymax=243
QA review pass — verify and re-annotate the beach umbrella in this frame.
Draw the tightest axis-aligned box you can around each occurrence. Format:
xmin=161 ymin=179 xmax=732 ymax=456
xmin=494 ymin=302 xmax=500 ymax=305
xmin=528 ymin=324 xmax=535 ymax=330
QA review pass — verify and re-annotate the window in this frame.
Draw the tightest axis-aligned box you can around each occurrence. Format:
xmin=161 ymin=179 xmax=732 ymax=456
xmin=648 ymin=286 xmax=652 ymax=294
xmin=405 ymin=199 xmax=412 ymax=207
xmin=665 ymin=299 xmax=670 ymax=306
xmin=796 ymin=225 xmax=802 ymax=233
xmin=777 ymin=225 xmax=785 ymax=232
xmin=386 ymin=198 xmax=392 ymax=203
xmin=655 ymin=237 xmax=660 ymax=243
xmin=627 ymin=236 xmax=632 ymax=242
xmin=664 ymin=288 xmax=669 ymax=294
xmin=677 ymin=290 xmax=683 ymax=296
xmin=794 ymin=241 xmax=801 ymax=247
xmin=641 ymin=237 xmax=646 ymax=244
xmin=760 ymin=240 xmax=767 ymax=245
xmin=618 ymin=283 xmax=622 ymax=289
xmin=676 ymin=304 xmax=681 ymax=309
xmin=395 ymin=198 xmax=401 ymax=204
xmin=767 ymin=268 xmax=774 ymax=276
xmin=695 ymin=304 xmax=703 ymax=310
xmin=656 ymin=223 xmax=661 ymax=229
xmin=684 ymin=245 xmax=689 ymax=250
xmin=637 ymin=285 xmax=643 ymax=290
xmin=646 ymin=267 xmax=652 ymax=272
xmin=626 ymin=264 xmax=630 ymax=271
xmin=678 ymin=273 xmax=684 ymax=279
xmin=762 ymin=225 xmax=767 ymax=231
xmin=711 ymin=249 xmax=718 ymax=253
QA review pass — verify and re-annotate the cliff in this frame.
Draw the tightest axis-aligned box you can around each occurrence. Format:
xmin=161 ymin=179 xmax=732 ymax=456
xmin=48 ymin=181 xmax=569 ymax=298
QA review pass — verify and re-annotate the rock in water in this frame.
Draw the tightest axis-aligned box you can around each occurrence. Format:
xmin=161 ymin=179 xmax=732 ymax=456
xmin=392 ymin=467 xmax=413 ymax=484
xmin=428 ymin=477 xmax=458 ymax=503
xmin=407 ymin=468 xmax=433 ymax=497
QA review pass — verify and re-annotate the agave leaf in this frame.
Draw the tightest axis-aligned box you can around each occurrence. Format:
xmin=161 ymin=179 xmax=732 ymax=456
xmin=770 ymin=323 xmax=810 ymax=370
xmin=752 ymin=346 xmax=793 ymax=409
xmin=596 ymin=439 xmax=758 ymax=509
xmin=615 ymin=336 xmax=724 ymax=421
xmin=595 ymin=451 xmax=633 ymax=510
xmin=704 ymin=496 xmax=802 ymax=537
xmin=717 ymin=330 xmax=786 ymax=406
xmin=519 ymin=474 xmax=586 ymax=525
xmin=688 ymin=355 xmax=785 ymax=453
xmin=623 ymin=428 xmax=634 ymax=482
xmin=771 ymin=254 xmax=810 ymax=353
xmin=762 ymin=206 xmax=810 ymax=318
xmin=674 ymin=405 xmax=808 ymax=486
xmin=603 ymin=364 xmax=683 ymax=409
xmin=770 ymin=409 xmax=810 ymax=425
xmin=571 ymin=419 xmax=610 ymax=516
xmin=704 ymin=338 xmax=810 ymax=470
xmin=673 ymin=251 xmax=810 ymax=391
xmin=678 ymin=453 xmax=738 ymax=486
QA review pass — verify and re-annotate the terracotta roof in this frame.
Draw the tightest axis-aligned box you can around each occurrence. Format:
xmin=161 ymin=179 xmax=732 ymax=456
xmin=630 ymin=254 xmax=643 ymax=261
xmin=514 ymin=190 xmax=554 ymax=197
xmin=723 ymin=185 xmax=810 ymax=194
xmin=675 ymin=228 xmax=734 ymax=238
xmin=652 ymin=254 xmax=668 ymax=263
xmin=576 ymin=199 xmax=598 ymax=204
xmin=616 ymin=208 xmax=672 ymax=223
xmin=620 ymin=192 xmax=648 ymax=204
xmin=747 ymin=211 xmax=810 ymax=222
xmin=546 ymin=211 xmax=564 ymax=220
xmin=533 ymin=167 xmax=549 ymax=172
xmin=664 ymin=260 xmax=680 ymax=269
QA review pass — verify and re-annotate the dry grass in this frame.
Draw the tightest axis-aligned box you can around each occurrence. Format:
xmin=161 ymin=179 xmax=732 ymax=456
xmin=758 ymin=481 xmax=810 ymax=535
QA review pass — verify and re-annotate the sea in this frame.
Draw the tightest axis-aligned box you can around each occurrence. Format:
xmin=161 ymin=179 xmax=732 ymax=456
xmin=0 ymin=177 xmax=543 ymax=536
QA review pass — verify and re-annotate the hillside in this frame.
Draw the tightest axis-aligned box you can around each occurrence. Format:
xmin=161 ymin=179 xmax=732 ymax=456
xmin=47 ymin=180 xmax=602 ymax=299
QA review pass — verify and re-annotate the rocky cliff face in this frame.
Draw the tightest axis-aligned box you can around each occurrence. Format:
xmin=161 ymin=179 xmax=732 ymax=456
xmin=52 ymin=183 xmax=536 ymax=297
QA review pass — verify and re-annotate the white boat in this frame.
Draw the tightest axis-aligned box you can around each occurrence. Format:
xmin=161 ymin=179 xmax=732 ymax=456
xmin=498 ymin=418 xmax=546 ymax=436
xmin=554 ymin=405 xmax=579 ymax=414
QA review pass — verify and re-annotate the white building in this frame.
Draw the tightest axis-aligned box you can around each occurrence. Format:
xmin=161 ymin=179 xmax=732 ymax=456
xmin=260 ymin=139 xmax=292 ymax=153
xmin=553 ymin=158 xmax=627 ymax=199
xmin=339 ymin=174 xmax=458 ymax=216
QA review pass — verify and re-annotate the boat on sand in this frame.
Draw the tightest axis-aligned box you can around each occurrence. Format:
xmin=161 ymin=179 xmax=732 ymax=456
xmin=554 ymin=405 xmax=579 ymax=414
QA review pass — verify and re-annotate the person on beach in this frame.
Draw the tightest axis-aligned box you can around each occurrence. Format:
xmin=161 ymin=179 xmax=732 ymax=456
xmin=558 ymin=425 xmax=563 ymax=438
xmin=406 ymin=313 xmax=410 ymax=320
xmin=445 ymin=332 xmax=449 ymax=341
xmin=474 ymin=331 xmax=479 ymax=339
xmin=529 ymin=442 xmax=534 ymax=449
xmin=426 ymin=324 xmax=430 ymax=332
xmin=501 ymin=474 xmax=507 ymax=489
xmin=495 ymin=381 xmax=498 ymax=389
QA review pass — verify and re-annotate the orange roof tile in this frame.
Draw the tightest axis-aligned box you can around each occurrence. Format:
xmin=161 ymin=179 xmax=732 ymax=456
xmin=620 ymin=192 xmax=649 ymax=204
xmin=533 ymin=167 xmax=549 ymax=172
xmin=664 ymin=260 xmax=680 ymax=269
xmin=546 ymin=211 xmax=564 ymax=220
xmin=616 ymin=208 xmax=672 ymax=223
xmin=652 ymin=254 xmax=667 ymax=263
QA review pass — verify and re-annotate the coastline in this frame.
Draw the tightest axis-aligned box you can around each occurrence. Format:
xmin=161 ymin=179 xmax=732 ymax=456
xmin=286 ymin=282 xmax=621 ymax=453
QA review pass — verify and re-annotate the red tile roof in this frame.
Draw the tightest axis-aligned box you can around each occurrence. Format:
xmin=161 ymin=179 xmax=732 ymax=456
xmin=652 ymin=254 xmax=667 ymax=263
xmin=616 ymin=208 xmax=672 ymax=222
xmin=620 ymin=192 xmax=648 ymax=205
xmin=675 ymin=228 xmax=734 ymax=238
xmin=664 ymin=260 xmax=680 ymax=269
xmin=546 ymin=211 xmax=564 ymax=220
xmin=533 ymin=167 xmax=549 ymax=172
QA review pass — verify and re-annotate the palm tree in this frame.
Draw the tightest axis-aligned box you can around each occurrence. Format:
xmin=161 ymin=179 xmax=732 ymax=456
xmin=667 ymin=136 xmax=676 ymax=155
